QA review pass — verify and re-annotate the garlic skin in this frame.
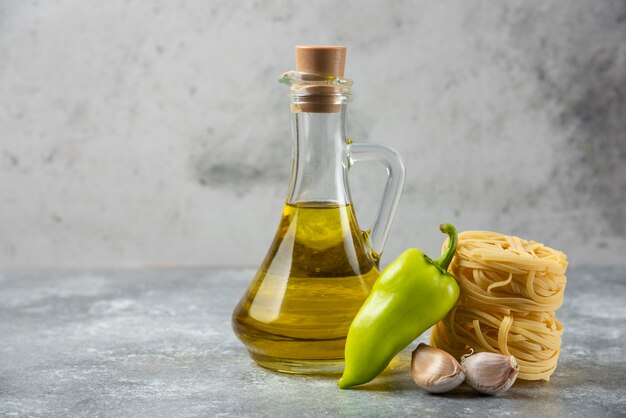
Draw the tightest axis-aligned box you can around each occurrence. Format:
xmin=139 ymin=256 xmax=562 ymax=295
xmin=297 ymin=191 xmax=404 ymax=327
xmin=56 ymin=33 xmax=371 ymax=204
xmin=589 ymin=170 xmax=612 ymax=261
xmin=411 ymin=343 xmax=465 ymax=393
xmin=461 ymin=352 xmax=519 ymax=395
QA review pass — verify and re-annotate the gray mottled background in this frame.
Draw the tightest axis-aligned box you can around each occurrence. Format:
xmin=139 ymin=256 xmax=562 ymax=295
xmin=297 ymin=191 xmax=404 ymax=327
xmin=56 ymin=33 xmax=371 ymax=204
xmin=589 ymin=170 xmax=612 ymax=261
xmin=0 ymin=0 xmax=624 ymax=267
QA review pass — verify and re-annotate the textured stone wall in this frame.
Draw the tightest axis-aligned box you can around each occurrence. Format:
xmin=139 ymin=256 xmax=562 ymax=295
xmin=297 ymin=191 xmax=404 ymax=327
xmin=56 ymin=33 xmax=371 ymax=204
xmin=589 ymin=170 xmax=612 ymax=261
xmin=0 ymin=0 xmax=624 ymax=267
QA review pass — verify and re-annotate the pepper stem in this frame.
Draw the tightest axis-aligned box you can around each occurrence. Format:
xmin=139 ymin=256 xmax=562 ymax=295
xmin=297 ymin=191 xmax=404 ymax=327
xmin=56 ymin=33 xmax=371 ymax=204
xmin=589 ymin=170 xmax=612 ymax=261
xmin=434 ymin=223 xmax=458 ymax=271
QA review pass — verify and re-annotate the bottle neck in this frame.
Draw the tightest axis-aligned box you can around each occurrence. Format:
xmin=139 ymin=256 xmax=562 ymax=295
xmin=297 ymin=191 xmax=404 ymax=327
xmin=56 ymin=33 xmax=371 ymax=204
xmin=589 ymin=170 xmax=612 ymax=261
xmin=286 ymin=106 xmax=350 ymax=205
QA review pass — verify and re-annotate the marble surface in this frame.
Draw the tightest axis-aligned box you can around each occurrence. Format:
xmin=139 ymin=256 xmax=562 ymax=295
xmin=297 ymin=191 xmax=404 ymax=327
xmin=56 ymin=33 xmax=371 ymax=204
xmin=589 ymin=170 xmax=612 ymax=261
xmin=0 ymin=1 xmax=625 ymax=268
xmin=0 ymin=267 xmax=624 ymax=417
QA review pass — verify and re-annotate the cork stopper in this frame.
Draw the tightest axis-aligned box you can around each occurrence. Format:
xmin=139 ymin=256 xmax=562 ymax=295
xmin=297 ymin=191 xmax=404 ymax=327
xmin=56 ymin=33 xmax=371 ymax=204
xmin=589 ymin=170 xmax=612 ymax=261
xmin=295 ymin=45 xmax=346 ymax=77
xmin=293 ymin=45 xmax=347 ymax=113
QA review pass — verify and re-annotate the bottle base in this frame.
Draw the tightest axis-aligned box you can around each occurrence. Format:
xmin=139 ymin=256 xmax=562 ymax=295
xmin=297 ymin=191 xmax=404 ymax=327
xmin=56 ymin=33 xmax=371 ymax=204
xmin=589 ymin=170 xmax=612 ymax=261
xmin=250 ymin=352 xmax=345 ymax=374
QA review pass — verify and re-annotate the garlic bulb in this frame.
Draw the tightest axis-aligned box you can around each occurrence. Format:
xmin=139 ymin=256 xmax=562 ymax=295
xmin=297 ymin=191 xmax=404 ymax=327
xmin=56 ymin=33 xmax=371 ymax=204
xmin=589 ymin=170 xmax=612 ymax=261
xmin=411 ymin=343 xmax=465 ymax=393
xmin=461 ymin=352 xmax=519 ymax=395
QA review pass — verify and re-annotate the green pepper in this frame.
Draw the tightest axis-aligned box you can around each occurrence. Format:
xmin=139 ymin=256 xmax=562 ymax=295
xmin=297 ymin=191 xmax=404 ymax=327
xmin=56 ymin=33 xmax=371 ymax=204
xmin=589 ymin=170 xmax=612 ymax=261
xmin=338 ymin=224 xmax=460 ymax=389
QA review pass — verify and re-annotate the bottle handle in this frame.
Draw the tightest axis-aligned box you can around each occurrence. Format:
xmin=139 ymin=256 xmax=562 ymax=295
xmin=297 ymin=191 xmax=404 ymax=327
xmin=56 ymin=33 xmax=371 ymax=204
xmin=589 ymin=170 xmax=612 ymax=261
xmin=348 ymin=143 xmax=406 ymax=258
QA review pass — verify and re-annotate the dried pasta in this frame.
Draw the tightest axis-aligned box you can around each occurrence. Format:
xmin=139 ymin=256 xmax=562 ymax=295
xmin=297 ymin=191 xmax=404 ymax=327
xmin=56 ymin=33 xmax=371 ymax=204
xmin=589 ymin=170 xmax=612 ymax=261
xmin=430 ymin=231 xmax=567 ymax=381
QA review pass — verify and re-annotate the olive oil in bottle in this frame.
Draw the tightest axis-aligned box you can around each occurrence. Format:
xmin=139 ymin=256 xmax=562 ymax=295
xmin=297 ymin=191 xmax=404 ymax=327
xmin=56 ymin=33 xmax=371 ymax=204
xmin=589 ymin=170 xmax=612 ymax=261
xmin=232 ymin=202 xmax=379 ymax=373
xmin=231 ymin=46 xmax=405 ymax=374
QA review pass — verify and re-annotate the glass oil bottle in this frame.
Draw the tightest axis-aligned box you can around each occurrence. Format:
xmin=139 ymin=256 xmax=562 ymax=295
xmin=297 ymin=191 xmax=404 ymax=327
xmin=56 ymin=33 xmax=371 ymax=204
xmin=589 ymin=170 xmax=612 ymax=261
xmin=232 ymin=46 xmax=405 ymax=373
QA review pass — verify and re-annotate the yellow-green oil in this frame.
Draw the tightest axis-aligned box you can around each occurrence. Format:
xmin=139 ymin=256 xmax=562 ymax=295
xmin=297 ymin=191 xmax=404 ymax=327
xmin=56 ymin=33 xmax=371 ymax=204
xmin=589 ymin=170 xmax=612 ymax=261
xmin=232 ymin=202 xmax=379 ymax=373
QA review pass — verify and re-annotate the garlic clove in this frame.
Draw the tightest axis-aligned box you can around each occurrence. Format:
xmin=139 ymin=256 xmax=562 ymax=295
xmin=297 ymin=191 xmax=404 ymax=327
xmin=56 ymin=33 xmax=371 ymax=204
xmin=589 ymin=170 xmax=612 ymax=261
xmin=461 ymin=352 xmax=519 ymax=395
xmin=411 ymin=343 xmax=465 ymax=393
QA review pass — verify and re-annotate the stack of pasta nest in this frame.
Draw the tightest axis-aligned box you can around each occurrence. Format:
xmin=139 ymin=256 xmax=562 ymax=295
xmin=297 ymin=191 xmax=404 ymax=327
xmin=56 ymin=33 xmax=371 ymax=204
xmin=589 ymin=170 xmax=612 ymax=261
xmin=430 ymin=231 xmax=568 ymax=381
